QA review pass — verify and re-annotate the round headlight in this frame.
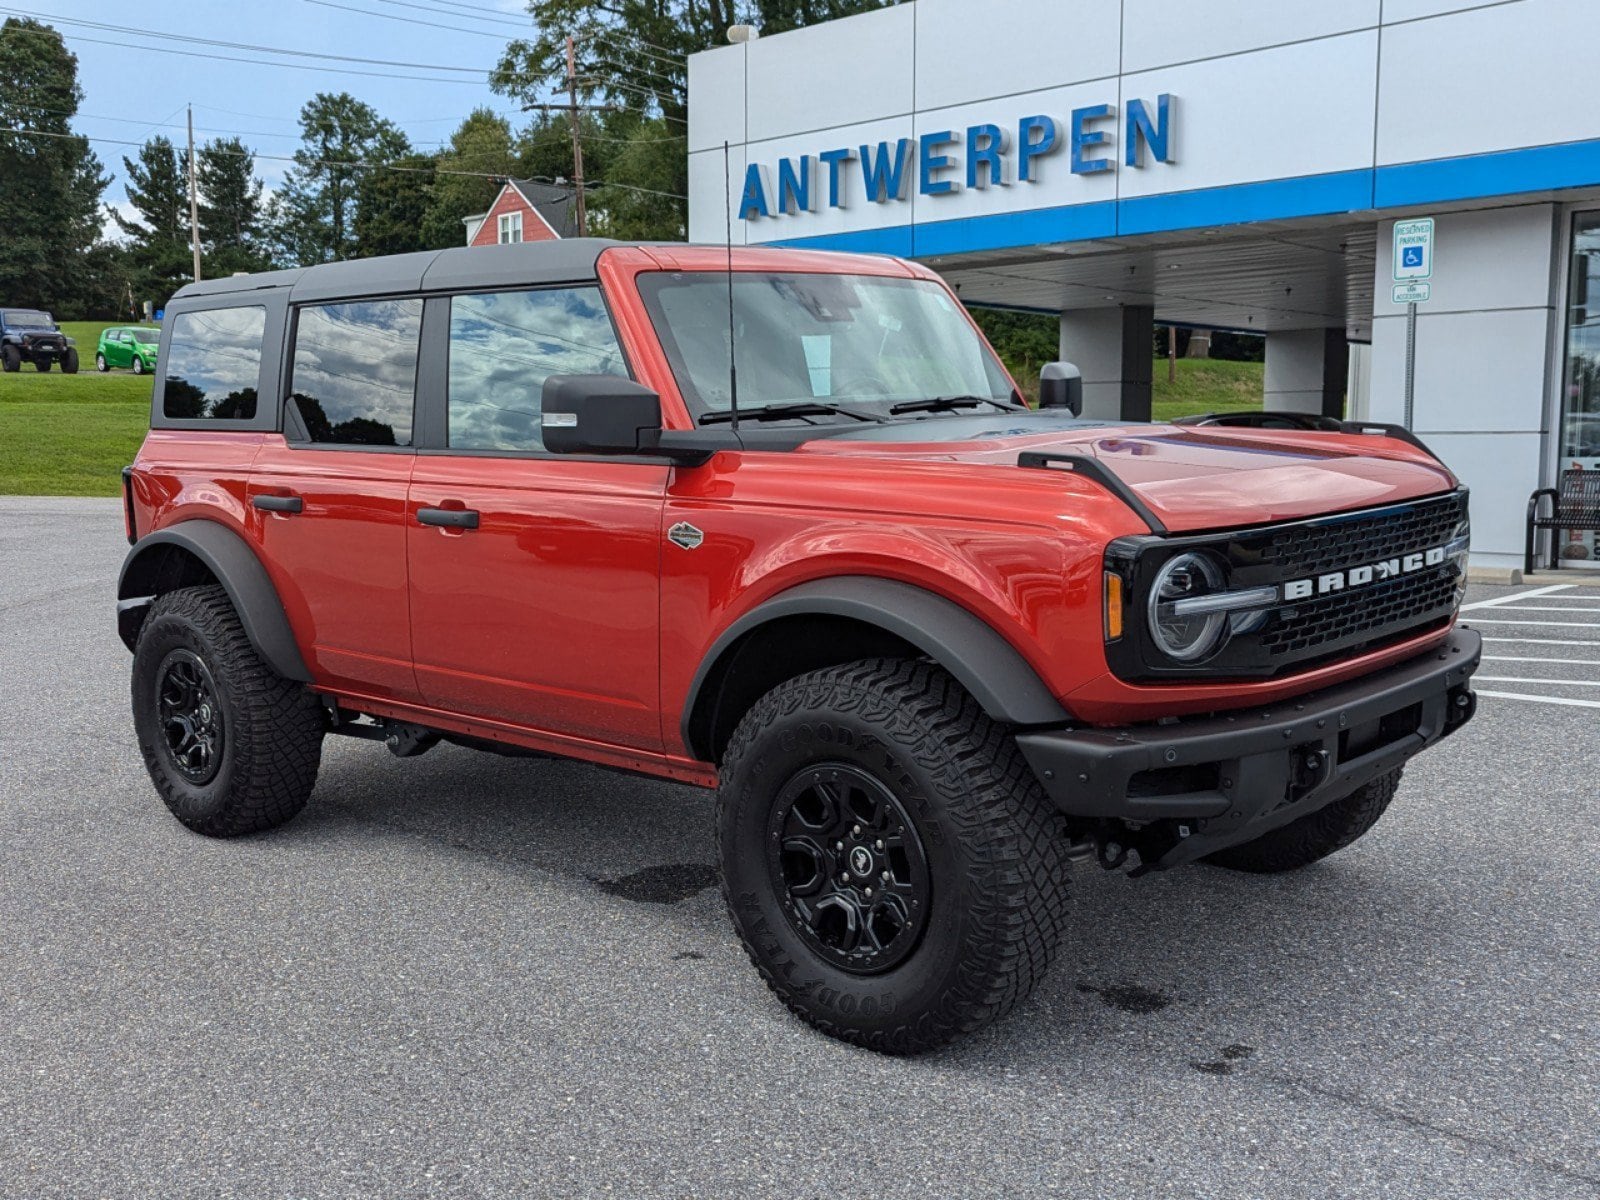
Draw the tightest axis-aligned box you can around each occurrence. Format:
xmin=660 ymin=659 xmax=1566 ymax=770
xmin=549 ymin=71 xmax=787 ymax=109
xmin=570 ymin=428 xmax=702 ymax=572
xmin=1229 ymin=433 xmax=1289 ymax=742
xmin=1147 ymin=552 xmax=1228 ymax=662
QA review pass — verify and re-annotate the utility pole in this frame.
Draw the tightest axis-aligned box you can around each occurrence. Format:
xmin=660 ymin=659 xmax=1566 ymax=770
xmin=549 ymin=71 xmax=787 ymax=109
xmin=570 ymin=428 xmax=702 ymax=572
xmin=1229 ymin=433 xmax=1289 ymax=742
xmin=187 ymin=104 xmax=202 ymax=283
xmin=566 ymin=35 xmax=586 ymax=236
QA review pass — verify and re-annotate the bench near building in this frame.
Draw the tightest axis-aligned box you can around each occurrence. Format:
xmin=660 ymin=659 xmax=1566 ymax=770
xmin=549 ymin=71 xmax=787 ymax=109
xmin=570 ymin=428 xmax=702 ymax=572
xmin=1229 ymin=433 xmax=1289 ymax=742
xmin=688 ymin=0 xmax=1600 ymax=574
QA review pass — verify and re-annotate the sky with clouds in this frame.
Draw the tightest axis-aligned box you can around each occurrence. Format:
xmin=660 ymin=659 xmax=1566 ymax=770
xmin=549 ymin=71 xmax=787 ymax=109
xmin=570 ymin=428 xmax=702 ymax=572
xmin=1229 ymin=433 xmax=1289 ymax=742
xmin=12 ymin=0 xmax=539 ymax=235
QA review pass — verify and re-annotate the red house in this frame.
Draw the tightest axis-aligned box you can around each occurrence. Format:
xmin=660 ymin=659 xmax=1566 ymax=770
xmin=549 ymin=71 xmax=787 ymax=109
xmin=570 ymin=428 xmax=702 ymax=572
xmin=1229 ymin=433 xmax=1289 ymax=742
xmin=462 ymin=179 xmax=578 ymax=247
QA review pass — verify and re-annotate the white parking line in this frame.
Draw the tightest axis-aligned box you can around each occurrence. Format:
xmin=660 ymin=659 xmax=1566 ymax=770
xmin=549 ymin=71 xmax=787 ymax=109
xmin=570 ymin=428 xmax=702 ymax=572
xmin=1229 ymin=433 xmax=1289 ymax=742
xmin=1477 ymin=690 xmax=1600 ymax=709
xmin=1483 ymin=655 xmax=1600 ymax=665
xmin=1481 ymin=636 xmax=1600 ymax=646
xmin=1465 ymin=618 xmax=1600 ymax=627
xmin=1483 ymin=605 xmax=1600 ymax=613
xmin=1459 ymin=584 xmax=1573 ymax=611
xmin=1476 ymin=675 xmax=1600 ymax=686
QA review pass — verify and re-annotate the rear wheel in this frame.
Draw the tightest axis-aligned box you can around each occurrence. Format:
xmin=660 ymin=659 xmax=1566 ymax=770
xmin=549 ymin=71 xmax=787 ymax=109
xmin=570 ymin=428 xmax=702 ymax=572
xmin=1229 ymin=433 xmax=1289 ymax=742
xmin=132 ymin=585 xmax=324 ymax=837
xmin=717 ymin=659 xmax=1072 ymax=1053
xmin=61 ymin=348 xmax=78 ymax=374
xmin=1204 ymin=770 xmax=1402 ymax=873
xmin=34 ymin=357 xmax=50 ymax=372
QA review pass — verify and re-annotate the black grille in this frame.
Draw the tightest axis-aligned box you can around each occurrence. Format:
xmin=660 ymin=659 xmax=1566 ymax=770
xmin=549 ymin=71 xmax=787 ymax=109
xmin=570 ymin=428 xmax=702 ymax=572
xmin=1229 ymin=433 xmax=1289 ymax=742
xmin=1256 ymin=491 xmax=1469 ymax=580
xmin=1107 ymin=489 xmax=1469 ymax=681
xmin=1260 ymin=569 xmax=1460 ymax=658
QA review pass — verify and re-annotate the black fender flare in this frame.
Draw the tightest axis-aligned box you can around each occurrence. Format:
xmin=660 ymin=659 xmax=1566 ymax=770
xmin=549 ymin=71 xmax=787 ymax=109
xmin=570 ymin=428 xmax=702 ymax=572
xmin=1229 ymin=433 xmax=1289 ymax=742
xmin=117 ymin=519 xmax=311 ymax=682
xmin=681 ymin=576 xmax=1071 ymax=758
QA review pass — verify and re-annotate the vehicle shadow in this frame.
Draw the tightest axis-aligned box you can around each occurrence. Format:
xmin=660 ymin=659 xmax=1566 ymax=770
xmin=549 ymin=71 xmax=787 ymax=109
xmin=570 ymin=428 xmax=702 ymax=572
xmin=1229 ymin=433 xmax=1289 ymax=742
xmin=285 ymin=735 xmax=1471 ymax=1067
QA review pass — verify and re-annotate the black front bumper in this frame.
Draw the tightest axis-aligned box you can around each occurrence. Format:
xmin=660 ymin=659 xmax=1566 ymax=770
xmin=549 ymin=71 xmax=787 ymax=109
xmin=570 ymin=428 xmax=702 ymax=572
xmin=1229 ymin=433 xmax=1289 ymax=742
xmin=1016 ymin=628 xmax=1481 ymax=871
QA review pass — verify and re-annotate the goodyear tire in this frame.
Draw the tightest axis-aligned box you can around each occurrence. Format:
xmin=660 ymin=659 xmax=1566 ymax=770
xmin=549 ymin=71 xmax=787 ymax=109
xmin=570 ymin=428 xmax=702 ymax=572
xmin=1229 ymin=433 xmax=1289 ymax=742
xmin=1204 ymin=769 xmax=1402 ymax=873
xmin=717 ymin=658 xmax=1072 ymax=1054
xmin=132 ymin=585 xmax=324 ymax=837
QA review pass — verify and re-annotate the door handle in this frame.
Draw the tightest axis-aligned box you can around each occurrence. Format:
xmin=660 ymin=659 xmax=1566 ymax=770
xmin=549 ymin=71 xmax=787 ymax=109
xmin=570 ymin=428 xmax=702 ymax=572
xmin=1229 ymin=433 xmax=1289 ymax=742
xmin=417 ymin=506 xmax=479 ymax=530
xmin=252 ymin=494 xmax=303 ymax=514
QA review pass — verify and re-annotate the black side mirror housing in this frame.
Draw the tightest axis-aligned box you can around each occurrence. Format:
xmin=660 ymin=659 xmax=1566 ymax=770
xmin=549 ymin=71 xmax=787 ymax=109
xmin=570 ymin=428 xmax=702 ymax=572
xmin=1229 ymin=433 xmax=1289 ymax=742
xmin=541 ymin=374 xmax=669 ymax=455
xmin=1038 ymin=361 xmax=1084 ymax=416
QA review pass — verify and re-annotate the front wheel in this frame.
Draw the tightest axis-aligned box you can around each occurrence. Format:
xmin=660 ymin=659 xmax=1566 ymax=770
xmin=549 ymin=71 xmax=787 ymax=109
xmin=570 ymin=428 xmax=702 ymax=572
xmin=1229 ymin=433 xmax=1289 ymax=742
xmin=1204 ymin=770 xmax=1402 ymax=873
xmin=0 ymin=345 xmax=18 ymax=372
xmin=95 ymin=352 xmax=108 ymax=372
xmin=717 ymin=659 xmax=1072 ymax=1053
xmin=132 ymin=355 xmax=145 ymax=375
xmin=132 ymin=585 xmax=324 ymax=836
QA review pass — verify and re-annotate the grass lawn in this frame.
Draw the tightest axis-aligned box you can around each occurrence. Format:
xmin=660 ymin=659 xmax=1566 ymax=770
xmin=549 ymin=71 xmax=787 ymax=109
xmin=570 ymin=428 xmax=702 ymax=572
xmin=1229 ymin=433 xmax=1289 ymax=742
xmin=1151 ymin=358 xmax=1264 ymax=421
xmin=2 ymin=330 xmax=1268 ymax=497
xmin=1 ymin=321 xmax=153 ymax=496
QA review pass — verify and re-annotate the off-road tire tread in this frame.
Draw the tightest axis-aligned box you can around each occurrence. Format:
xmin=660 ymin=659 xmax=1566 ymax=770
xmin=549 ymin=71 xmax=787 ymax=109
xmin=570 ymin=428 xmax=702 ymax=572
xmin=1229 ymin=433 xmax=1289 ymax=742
xmin=1205 ymin=769 xmax=1402 ymax=874
xmin=134 ymin=585 xmax=323 ymax=836
xmin=718 ymin=658 xmax=1072 ymax=1054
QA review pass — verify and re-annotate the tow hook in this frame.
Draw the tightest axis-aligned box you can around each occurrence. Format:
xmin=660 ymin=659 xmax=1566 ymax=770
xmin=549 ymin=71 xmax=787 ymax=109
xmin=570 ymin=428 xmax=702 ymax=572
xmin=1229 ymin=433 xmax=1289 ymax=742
xmin=1289 ymin=746 xmax=1331 ymax=798
xmin=1446 ymin=687 xmax=1477 ymax=731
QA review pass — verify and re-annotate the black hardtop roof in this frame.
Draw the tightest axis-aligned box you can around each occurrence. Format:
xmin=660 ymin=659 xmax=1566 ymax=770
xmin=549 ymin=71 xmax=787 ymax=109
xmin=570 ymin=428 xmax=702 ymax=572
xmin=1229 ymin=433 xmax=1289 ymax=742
xmin=169 ymin=238 xmax=624 ymax=305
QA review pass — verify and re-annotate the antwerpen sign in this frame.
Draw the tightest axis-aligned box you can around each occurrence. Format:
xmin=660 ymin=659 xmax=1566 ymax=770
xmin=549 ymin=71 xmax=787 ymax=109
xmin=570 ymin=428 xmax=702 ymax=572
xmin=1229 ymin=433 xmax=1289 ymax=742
xmin=739 ymin=94 xmax=1176 ymax=222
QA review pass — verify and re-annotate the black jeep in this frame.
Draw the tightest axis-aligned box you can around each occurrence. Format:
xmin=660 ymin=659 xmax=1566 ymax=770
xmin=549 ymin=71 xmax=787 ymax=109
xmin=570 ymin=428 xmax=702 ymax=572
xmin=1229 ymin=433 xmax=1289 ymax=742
xmin=1 ymin=308 xmax=78 ymax=373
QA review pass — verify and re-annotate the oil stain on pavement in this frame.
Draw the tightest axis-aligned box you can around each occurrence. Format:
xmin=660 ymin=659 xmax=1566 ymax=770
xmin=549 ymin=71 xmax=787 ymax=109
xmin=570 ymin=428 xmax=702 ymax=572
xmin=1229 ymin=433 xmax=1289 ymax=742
xmin=594 ymin=863 xmax=719 ymax=903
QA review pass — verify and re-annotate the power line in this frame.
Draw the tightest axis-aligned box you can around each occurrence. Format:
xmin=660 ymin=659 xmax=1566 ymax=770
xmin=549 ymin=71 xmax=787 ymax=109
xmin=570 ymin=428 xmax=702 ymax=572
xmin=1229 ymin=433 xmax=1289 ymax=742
xmin=360 ymin=0 xmax=531 ymax=28
xmin=301 ymin=0 xmax=514 ymax=38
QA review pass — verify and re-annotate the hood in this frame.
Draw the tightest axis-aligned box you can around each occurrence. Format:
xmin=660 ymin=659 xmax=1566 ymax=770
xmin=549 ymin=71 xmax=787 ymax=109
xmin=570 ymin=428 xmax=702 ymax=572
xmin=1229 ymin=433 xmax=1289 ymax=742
xmin=799 ymin=415 xmax=1458 ymax=533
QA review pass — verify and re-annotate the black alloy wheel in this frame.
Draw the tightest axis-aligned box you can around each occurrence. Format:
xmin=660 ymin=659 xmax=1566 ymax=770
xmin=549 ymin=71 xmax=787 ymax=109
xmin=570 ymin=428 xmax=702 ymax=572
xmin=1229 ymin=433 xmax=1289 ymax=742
xmin=769 ymin=763 xmax=931 ymax=974
xmin=156 ymin=648 xmax=224 ymax=785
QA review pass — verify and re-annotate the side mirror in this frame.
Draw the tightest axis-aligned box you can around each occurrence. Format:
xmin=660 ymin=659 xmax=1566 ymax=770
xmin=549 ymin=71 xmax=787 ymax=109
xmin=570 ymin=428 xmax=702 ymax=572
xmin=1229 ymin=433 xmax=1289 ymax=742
xmin=1038 ymin=361 xmax=1083 ymax=416
xmin=541 ymin=375 xmax=666 ymax=456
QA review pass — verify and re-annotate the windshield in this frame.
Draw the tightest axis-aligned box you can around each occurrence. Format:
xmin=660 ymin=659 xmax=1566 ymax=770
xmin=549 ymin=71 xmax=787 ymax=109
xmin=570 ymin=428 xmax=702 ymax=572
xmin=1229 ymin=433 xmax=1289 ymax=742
xmin=638 ymin=272 xmax=1015 ymax=421
xmin=131 ymin=328 xmax=160 ymax=345
xmin=4 ymin=310 xmax=54 ymax=328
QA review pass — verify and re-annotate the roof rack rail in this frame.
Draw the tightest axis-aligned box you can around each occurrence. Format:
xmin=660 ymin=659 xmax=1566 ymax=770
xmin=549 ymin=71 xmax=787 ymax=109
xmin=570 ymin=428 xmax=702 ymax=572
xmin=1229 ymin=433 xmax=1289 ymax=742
xmin=1339 ymin=421 xmax=1441 ymax=462
xmin=1017 ymin=451 xmax=1168 ymax=534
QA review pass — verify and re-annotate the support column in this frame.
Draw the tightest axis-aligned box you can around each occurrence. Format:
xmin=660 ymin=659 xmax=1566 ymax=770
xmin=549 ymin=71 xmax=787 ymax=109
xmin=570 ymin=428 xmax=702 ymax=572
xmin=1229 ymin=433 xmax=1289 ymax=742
xmin=1059 ymin=305 xmax=1153 ymax=421
xmin=1369 ymin=205 xmax=1562 ymax=572
xmin=1265 ymin=328 xmax=1348 ymax=417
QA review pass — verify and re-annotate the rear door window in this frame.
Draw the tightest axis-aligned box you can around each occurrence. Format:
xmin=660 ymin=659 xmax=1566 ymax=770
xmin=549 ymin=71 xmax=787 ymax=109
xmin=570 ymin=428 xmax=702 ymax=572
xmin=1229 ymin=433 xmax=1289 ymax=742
xmin=161 ymin=307 xmax=266 ymax=420
xmin=289 ymin=298 xmax=423 ymax=447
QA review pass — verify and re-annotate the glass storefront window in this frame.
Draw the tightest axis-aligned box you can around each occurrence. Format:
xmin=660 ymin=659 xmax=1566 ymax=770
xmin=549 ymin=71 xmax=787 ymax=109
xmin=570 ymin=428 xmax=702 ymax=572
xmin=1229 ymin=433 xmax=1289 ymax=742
xmin=1557 ymin=213 xmax=1600 ymax=565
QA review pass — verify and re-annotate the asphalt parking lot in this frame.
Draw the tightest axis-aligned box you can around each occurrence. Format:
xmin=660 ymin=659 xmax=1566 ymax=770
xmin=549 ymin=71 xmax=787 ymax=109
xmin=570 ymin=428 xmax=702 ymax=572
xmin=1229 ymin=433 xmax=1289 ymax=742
xmin=2 ymin=497 xmax=1597 ymax=1199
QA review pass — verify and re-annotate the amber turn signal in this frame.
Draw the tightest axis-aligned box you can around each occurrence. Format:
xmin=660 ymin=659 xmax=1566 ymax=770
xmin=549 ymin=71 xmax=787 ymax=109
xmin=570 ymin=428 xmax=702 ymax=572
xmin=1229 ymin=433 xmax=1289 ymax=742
xmin=1104 ymin=571 xmax=1124 ymax=641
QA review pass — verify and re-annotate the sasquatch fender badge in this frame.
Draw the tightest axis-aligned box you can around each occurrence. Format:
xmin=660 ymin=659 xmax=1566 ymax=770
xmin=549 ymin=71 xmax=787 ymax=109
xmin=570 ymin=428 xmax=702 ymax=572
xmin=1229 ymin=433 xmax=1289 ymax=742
xmin=667 ymin=522 xmax=705 ymax=550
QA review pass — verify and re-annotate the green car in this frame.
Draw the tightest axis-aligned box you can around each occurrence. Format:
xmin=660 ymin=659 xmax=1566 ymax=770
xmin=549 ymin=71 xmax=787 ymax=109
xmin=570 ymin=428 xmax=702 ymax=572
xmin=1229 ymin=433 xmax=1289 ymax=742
xmin=96 ymin=326 xmax=160 ymax=374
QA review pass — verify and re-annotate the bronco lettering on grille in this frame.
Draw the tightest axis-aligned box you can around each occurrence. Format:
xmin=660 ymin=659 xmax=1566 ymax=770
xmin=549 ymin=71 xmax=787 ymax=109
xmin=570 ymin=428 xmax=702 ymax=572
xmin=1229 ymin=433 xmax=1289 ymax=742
xmin=1282 ymin=545 xmax=1449 ymax=600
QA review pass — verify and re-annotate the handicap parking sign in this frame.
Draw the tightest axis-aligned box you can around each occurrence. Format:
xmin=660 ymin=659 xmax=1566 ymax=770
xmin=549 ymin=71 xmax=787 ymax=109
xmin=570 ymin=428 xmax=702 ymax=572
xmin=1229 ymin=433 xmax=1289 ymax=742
xmin=1393 ymin=218 xmax=1434 ymax=282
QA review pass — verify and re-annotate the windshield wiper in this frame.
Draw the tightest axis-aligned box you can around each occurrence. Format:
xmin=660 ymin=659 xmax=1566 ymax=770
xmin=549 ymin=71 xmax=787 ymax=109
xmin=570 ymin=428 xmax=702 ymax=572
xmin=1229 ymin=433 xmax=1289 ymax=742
xmin=889 ymin=394 xmax=1026 ymax=416
xmin=699 ymin=401 xmax=886 ymax=425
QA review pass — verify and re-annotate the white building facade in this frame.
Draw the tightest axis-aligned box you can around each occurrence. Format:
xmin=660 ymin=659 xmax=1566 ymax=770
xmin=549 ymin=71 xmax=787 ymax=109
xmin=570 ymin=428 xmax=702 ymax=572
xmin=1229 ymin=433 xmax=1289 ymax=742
xmin=688 ymin=0 xmax=1600 ymax=572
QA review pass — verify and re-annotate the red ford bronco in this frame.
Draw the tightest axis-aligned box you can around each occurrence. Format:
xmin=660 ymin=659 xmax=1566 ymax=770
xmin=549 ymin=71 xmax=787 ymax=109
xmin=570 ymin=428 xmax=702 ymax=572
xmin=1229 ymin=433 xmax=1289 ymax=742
xmin=118 ymin=240 xmax=1480 ymax=1052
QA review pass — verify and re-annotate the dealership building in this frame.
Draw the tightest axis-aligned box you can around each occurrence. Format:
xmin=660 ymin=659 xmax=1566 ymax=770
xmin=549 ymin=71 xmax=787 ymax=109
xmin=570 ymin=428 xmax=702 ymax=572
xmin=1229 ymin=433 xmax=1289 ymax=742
xmin=687 ymin=0 xmax=1600 ymax=572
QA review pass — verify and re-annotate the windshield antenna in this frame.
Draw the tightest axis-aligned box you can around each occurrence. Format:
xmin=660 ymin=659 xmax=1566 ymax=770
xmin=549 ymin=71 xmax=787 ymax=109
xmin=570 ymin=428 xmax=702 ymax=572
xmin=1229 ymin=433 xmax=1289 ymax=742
xmin=723 ymin=140 xmax=740 ymax=433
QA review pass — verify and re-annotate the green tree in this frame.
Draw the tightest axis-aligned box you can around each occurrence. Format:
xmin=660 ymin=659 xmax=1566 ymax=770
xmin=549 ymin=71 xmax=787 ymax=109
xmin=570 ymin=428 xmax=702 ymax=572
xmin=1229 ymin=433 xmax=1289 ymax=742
xmin=198 ymin=137 xmax=269 ymax=275
xmin=114 ymin=135 xmax=192 ymax=306
xmin=420 ymin=108 xmax=524 ymax=248
xmin=490 ymin=1 xmax=892 ymax=240
xmin=355 ymin=153 xmax=439 ymax=256
xmin=274 ymin=92 xmax=406 ymax=264
xmin=0 ymin=17 xmax=109 ymax=312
